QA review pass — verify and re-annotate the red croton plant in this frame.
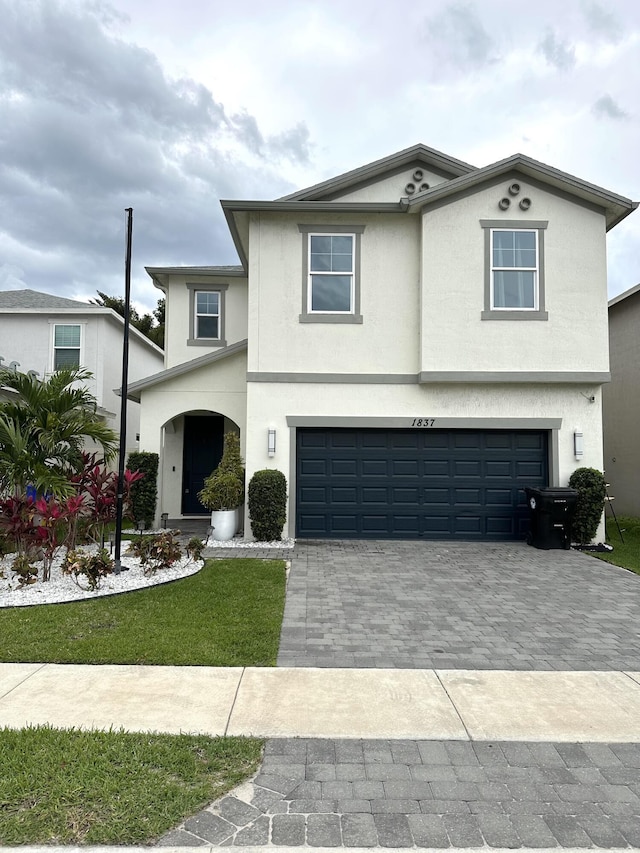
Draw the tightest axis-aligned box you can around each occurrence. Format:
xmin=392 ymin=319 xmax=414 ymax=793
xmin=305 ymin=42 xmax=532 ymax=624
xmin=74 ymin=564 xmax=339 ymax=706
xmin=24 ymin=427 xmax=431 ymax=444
xmin=0 ymin=454 xmax=144 ymax=583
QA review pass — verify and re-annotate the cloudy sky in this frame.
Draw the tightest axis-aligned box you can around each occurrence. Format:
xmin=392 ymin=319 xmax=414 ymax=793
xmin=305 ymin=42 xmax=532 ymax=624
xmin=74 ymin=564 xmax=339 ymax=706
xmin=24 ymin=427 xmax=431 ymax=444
xmin=1 ymin=0 xmax=638 ymax=315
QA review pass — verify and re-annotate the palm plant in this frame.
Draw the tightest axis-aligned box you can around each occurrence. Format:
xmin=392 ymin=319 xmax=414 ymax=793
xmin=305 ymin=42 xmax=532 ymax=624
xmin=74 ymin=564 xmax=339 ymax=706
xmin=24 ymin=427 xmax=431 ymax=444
xmin=0 ymin=368 xmax=118 ymax=497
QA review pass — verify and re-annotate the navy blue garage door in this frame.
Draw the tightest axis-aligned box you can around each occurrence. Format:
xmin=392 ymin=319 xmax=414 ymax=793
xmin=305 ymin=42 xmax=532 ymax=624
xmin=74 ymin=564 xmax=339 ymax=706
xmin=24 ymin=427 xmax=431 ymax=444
xmin=296 ymin=428 xmax=548 ymax=540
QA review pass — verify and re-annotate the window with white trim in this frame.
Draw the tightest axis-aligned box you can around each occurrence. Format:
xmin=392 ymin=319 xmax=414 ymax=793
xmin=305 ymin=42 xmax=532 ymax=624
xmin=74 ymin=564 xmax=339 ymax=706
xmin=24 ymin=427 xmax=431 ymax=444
xmin=309 ymin=234 xmax=354 ymax=312
xmin=480 ymin=220 xmax=548 ymax=321
xmin=298 ymin=224 xmax=365 ymax=324
xmin=187 ymin=283 xmax=228 ymax=347
xmin=491 ymin=229 xmax=537 ymax=309
xmin=53 ymin=324 xmax=81 ymax=369
xmin=195 ymin=291 xmax=220 ymax=339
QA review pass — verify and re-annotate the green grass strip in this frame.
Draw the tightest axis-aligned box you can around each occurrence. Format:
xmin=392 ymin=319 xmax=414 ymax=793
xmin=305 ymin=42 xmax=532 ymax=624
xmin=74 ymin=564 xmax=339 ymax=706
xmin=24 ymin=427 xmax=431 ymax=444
xmin=593 ymin=516 xmax=640 ymax=575
xmin=0 ymin=725 xmax=263 ymax=845
xmin=0 ymin=559 xmax=286 ymax=666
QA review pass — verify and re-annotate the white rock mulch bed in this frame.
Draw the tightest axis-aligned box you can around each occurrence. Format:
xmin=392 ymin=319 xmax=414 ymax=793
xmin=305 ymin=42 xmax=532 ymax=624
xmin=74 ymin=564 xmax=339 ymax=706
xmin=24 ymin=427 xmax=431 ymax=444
xmin=0 ymin=545 xmax=204 ymax=608
xmin=206 ymin=537 xmax=295 ymax=549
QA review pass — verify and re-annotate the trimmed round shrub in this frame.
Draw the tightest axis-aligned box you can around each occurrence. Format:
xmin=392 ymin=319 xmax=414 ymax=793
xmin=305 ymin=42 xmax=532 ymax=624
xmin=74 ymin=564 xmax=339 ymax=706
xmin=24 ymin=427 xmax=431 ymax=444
xmin=248 ymin=469 xmax=287 ymax=542
xmin=126 ymin=452 xmax=159 ymax=528
xmin=568 ymin=467 xmax=606 ymax=544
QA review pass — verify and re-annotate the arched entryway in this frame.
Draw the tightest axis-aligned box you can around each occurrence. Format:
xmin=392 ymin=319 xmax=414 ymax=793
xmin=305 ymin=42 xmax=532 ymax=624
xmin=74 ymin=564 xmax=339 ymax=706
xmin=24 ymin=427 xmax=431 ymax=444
xmin=160 ymin=410 xmax=241 ymax=518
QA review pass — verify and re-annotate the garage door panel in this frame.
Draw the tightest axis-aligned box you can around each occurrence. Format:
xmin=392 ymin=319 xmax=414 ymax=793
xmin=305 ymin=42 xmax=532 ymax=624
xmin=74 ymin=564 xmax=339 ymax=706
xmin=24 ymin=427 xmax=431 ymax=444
xmin=516 ymin=461 xmax=545 ymax=478
xmin=423 ymin=516 xmax=452 ymax=533
xmin=516 ymin=433 xmax=546 ymax=450
xmin=362 ymin=459 xmax=388 ymax=476
xmin=362 ymin=487 xmax=388 ymax=504
xmin=330 ymin=459 xmax=357 ymax=476
xmin=300 ymin=459 xmax=327 ymax=476
xmin=423 ymin=460 xmax=450 ymax=477
xmin=393 ymin=487 xmax=420 ymax=503
xmin=453 ymin=515 xmax=482 ymax=534
xmin=299 ymin=486 xmax=327 ymax=503
xmin=362 ymin=515 xmax=389 ymax=532
xmin=331 ymin=487 xmax=358 ymax=503
xmin=484 ymin=433 xmax=513 ymax=450
xmin=296 ymin=428 xmax=548 ymax=540
xmin=423 ymin=488 xmax=450 ymax=505
xmin=453 ymin=460 xmax=482 ymax=478
xmin=485 ymin=460 xmax=512 ymax=478
xmin=392 ymin=460 xmax=419 ymax=476
xmin=485 ymin=488 xmax=513 ymax=506
xmin=487 ymin=516 xmax=515 ymax=534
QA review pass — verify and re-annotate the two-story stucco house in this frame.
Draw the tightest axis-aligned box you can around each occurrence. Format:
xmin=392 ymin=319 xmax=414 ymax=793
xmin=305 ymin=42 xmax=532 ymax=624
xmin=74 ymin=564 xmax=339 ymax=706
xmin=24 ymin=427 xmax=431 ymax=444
xmin=129 ymin=144 xmax=636 ymax=540
xmin=603 ymin=282 xmax=640 ymax=517
xmin=0 ymin=289 xmax=164 ymax=454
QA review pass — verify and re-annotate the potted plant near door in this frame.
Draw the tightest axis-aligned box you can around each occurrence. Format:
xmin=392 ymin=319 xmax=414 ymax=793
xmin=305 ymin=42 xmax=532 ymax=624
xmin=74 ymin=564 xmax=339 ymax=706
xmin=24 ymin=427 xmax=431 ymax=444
xmin=198 ymin=432 xmax=244 ymax=541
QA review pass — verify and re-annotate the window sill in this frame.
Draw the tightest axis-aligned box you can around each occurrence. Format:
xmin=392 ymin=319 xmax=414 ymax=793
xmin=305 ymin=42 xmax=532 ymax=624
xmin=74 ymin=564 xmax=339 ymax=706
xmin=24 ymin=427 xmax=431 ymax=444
xmin=187 ymin=338 xmax=227 ymax=347
xmin=481 ymin=310 xmax=548 ymax=321
xmin=299 ymin=313 xmax=363 ymax=324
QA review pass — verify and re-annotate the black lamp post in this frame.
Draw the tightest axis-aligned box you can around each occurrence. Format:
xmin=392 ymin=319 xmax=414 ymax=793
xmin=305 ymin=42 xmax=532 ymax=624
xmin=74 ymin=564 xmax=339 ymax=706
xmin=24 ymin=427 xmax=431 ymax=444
xmin=113 ymin=207 xmax=133 ymax=574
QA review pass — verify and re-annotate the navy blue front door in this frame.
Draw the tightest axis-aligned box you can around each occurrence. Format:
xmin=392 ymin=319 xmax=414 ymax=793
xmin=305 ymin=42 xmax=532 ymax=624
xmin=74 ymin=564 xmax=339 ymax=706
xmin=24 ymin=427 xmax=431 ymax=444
xmin=296 ymin=428 xmax=548 ymax=540
xmin=182 ymin=415 xmax=224 ymax=514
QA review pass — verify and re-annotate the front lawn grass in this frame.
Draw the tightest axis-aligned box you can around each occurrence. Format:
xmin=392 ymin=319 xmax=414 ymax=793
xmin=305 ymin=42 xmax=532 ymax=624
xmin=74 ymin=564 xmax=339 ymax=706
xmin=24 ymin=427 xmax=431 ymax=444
xmin=0 ymin=725 xmax=263 ymax=845
xmin=593 ymin=516 xmax=640 ymax=575
xmin=0 ymin=558 xmax=286 ymax=665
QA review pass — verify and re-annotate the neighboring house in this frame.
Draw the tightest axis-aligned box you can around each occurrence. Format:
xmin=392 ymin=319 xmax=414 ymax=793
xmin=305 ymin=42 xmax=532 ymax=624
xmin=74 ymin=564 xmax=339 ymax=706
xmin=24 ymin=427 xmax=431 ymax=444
xmin=0 ymin=289 xmax=164 ymax=455
xmin=603 ymin=282 xmax=640 ymax=517
xmin=129 ymin=144 xmax=637 ymax=540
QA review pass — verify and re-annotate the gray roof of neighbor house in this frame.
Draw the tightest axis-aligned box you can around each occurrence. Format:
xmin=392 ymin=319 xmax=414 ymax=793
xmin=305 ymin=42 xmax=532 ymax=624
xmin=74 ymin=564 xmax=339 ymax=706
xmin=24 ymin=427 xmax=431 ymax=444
xmin=609 ymin=282 xmax=640 ymax=308
xmin=0 ymin=288 xmax=164 ymax=353
xmin=0 ymin=289 xmax=102 ymax=310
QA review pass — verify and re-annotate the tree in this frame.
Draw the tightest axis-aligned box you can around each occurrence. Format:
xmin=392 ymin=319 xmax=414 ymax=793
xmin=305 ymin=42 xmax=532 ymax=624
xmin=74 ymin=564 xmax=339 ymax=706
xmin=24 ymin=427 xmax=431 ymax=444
xmin=91 ymin=291 xmax=164 ymax=348
xmin=0 ymin=368 xmax=118 ymax=497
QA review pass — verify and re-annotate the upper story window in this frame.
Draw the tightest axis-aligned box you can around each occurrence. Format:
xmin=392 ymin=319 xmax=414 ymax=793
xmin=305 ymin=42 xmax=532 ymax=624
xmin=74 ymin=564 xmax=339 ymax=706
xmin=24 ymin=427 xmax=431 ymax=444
xmin=187 ymin=283 xmax=228 ymax=347
xmin=492 ymin=229 xmax=537 ymax=309
xmin=53 ymin=324 xmax=81 ymax=369
xmin=480 ymin=220 xmax=549 ymax=321
xmin=309 ymin=234 xmax=354 ymax=312
xmin=298 ymin=224 xmax=365 ymax=324
xmin=196 ymin=291 xmax=220 ymax=338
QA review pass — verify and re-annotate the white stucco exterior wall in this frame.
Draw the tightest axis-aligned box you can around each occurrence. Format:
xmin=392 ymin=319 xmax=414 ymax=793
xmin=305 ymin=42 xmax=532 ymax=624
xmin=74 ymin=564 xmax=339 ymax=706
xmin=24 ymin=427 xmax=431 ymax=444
xmin=0 ymin=310 xmax=163 ymax=455
xmin=247 ymin=212 xmax=421 ymax=374
xmin=335 ymin=167 xmax=450 ymax=203
xmin=420 ymin=177 xmax=609 ymax=374
xmin=162 ymin=275 xmax=248 ymax=369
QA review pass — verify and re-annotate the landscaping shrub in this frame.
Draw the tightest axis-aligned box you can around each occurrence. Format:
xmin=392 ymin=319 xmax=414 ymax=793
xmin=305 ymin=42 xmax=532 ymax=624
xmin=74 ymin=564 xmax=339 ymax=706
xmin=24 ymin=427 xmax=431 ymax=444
xmin=126 ymin=531 xmax=182 ymax=575
xmin=62 ymin=548 xmax=114 ymax=591
xmin=568 ymin=467 xmax=607 ymax=544
xmin=126 ymin=452 xmax=158 ymax=528
xmin=248 ymin=469 xmax=287 ymax=541
xmin=198 ymin=433 xmax=244 ymax=511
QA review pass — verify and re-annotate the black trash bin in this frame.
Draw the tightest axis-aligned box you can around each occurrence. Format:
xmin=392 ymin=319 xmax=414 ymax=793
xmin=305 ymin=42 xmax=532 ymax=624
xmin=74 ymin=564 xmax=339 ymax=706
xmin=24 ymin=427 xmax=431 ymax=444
xmin=525 ymin=487 xmax=579 ymax=550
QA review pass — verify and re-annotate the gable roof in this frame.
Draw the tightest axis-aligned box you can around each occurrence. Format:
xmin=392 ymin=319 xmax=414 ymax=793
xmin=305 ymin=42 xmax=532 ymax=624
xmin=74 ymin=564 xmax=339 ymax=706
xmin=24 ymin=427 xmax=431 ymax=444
xmin=0 ymin=289 xmax=102 ymax=310
xmin=278 ymin=143 xmax=476 ymax=201
xmin=405 ymin=153 xmax=637 ymax=230
xmin=609 ymin=282 xmax=640 ymax=308
xmin=125 ymin=339 xmax=248 ymax=402
xmin=0 ymin=288 xmax=164 ymax=354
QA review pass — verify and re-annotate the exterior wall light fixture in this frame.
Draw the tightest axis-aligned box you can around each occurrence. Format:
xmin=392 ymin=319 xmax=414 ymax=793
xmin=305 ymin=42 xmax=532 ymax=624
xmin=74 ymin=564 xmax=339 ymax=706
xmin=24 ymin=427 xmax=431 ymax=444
xmin=574 ymin=428 xmax=584 ymax=460
xmin=268 ymin=428 xmax=276 ymax=457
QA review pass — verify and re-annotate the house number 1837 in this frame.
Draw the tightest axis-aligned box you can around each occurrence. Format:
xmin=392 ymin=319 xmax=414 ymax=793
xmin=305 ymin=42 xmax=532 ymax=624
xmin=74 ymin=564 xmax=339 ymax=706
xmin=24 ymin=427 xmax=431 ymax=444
xmin=411 ymin=418 xmax=435 ymax=427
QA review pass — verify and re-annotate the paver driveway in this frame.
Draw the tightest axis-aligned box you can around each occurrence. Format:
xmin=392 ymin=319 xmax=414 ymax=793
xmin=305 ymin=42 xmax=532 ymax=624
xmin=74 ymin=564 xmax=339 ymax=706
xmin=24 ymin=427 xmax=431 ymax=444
xmin=277 ymin=540 xmax=640 ymax=670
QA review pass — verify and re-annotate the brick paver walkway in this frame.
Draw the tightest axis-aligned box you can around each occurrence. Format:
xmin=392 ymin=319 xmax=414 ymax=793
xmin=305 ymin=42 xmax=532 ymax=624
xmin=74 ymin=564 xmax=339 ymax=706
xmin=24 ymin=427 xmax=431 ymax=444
xmin=157 ymin=738 xmax=640 ymax=848
xmin=277 ymin=540 xmax=640 ymax=670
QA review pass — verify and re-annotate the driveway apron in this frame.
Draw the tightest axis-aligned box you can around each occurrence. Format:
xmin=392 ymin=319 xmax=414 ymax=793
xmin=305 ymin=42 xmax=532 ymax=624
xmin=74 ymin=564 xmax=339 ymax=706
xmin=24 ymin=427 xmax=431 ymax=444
xmin=276 ymin=540 xmax=640 ymax=670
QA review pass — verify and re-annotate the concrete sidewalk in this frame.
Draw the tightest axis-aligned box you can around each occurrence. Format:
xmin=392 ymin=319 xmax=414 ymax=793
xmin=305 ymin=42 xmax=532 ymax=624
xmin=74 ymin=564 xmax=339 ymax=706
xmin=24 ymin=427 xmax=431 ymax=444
xmin=2 ymin=663 xmax=640 ymax=741
xmin=3 ymin=665 xmax=640 ymax=849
